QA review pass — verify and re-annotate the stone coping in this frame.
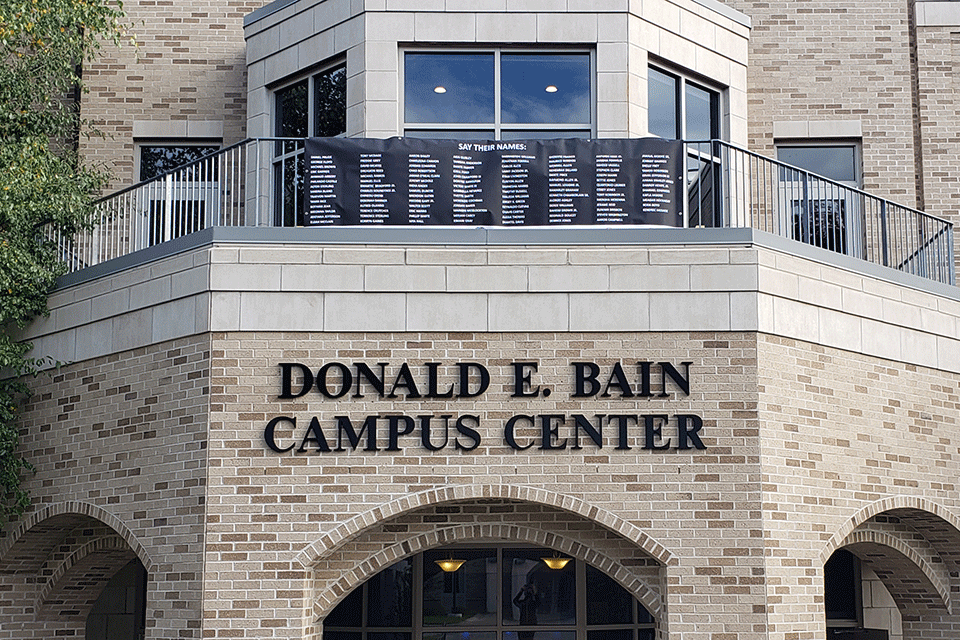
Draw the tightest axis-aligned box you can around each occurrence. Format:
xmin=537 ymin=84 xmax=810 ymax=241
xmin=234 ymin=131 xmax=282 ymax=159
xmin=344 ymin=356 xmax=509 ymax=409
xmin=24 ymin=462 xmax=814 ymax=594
xmin=242 ymin=0 xmax=753 ymax=31
xmin=56 ymin=226 xmax=960 ymax=303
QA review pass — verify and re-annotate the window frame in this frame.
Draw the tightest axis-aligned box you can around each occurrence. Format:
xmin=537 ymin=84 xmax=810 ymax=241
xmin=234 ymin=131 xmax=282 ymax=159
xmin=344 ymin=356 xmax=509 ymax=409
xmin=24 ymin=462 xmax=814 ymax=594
xmin=400 ymin=48 xmax=597 ymax=140
xmin=775 ymin=141 xmax=861 ymax=189
xmin=774 ymin=140 xmax=864 ymax=256
xmin=322 ymin=544 xmax=656 ymax=640
xmin=647 ymin=63 xmax=723 ymax=142
xmin=824 ymin=549 xmax=863 ymax=628
xmin=647 ymin=64 xmax=725 ymax=227
xmin=271 ymin=60 xmax=347 ymax=226
xmin=136 ymin=139 xmax=222 ymax=183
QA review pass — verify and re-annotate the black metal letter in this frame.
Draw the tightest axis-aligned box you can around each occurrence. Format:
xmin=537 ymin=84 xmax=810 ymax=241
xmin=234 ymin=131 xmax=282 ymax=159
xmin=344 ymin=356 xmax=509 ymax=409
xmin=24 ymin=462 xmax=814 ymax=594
xmin=317 ymin=362 xmax=352 ymax=399
xmin=504 ymin=415 xmax=535 ymax=450
xmin=511 ymin=362 xmax=540 ymax=398
xmin=297 ymin=416 xmax=332 ymax=453
xmin=264 ymin=416 xmax=296 ymax=453
xmin=278 ymin=363 xmax=313 ymax=399
xmin=642 ymin=414 xmax=671 ymax=450
xmin=455 ymin=415 xmax=481 ymax=452
xmin=676 ymin=414 xmax=706 ymax=450
xmin=572 ymin=362 xmax=601 ymax=397
xmin=458 ymin=362 xmax=490 ymax=398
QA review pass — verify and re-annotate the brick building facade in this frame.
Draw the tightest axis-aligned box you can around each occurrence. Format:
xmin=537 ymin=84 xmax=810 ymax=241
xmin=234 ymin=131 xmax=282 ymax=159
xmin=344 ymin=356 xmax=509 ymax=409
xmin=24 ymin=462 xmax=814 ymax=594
xmin=3 ymin=1 xmax=960 ymax=639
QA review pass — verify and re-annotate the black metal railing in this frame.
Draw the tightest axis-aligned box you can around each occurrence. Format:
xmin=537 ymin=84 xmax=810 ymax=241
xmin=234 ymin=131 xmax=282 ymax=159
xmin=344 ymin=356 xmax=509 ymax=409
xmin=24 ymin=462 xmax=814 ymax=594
xmin=55 ymin=138 xmax=955 ymax=286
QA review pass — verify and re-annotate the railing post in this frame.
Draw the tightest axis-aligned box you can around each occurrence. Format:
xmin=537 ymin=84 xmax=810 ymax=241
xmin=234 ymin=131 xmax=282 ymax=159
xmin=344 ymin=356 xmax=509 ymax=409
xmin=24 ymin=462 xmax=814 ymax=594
xmin=713 ymin=139 xmax=723 ymax=227
xmin=879 ymin=200 xmax=889 ymax=267
xmin=949 ymin=227 xmax=956 ymax=286
xmin=164 ymin=173 xmax=174 ymax=244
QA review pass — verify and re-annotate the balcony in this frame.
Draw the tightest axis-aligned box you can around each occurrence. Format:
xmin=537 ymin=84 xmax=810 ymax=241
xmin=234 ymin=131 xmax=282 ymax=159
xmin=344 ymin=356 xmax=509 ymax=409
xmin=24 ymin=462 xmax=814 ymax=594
xmin=57 ymin=138 xmax=955 ymax=286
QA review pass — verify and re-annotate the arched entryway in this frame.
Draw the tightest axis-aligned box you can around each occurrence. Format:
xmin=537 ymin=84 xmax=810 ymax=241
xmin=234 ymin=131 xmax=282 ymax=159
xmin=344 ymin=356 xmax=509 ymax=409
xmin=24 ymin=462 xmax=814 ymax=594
xmin=0 ymin=504 xmax=151 ymax=639
xmin=302 ymin=491 xmax=669 ymax=640
xmin=823 ymin=502 xmax=960 ymax=640
xmin=322 ymin=545 xmax=656 ymax=640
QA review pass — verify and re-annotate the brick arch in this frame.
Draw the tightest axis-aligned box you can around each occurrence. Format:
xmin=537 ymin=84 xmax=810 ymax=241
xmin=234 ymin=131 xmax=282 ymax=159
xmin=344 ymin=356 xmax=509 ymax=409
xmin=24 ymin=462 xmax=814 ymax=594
xmin=35 ymin=534 xmax=134 ymax=616
xmin=35 ymin=534 xmax=138 ymax=622
xmin=819 ymin=496 xmax=960 ymax=564
xmin=295 ymin=483 xmax=673 ymax=568
xmin=843 ymin=529 xmax=951 ymax=615
xmin=0 ymin=501 xmax=152 ymax=573
xmin=305 ymin=523 xmax=664 ymax=640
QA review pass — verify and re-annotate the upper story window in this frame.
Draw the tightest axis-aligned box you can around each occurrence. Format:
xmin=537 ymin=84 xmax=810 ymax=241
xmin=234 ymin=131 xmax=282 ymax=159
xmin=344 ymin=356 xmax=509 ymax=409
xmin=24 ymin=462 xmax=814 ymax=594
xmin=403 ymin=50 xmax=594 ymax=140
xmin=776 ymin=144 xmax=860 ymax=188
xmin=273 ymin=63 xmax=346 ymax=226
xmin=775 ymin=142 xmax=862 ymax=255
xmin=138 ymin=143 xmax=220 ymax=182
xmin=647 ymin=66 xmax=720 ymax=141
xmin=275 ymin=64 xmax=347 ymax=139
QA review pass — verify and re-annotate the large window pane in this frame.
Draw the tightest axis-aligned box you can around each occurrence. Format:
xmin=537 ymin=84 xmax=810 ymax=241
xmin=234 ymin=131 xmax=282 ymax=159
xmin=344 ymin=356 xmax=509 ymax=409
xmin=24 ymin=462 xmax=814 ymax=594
xmin=404 ymin=130 xmax=495 ymax=140
xmin=824 ymin=550 xmax=860 ymax=622
xmin=585 ymin=565 xmax=632 ymax=625
xmin=276 ymin=79 xmax=308 ymax=137
xmin=777 ymin=146 xmax=858 ymax=184
xmin=587 ymin=630 xmax=633 ymax=640
xmin=685 ymin=82 xmax=717 ymax=141
xmin=502 ymin=550 xmax=575 ymax=627
xmin=326 ymin=586 xmax=364 ymax=627
xmin=500 ymin=54 xmax=590 ymax=124
xmin=504 ymin=632 xmax=577 ymax=640
xmin=405 ymin=53 xmax=495 ymax=124
xmin=369 ymin=559 xmax=413 ymax=627
xmin=324 ymin=548 xmax=655 ymax=640
xmin=423 ymin=549 xmax=498 ymax=626
xmin=424 ymin=633 xmax=496 ymax=640
xmin=315 ymin=65 xmax=347 ymax=137
xmin=648 ymin=68 xmax=678 ymax=139
xmin=139 ymin=146 xmax=218 ymax=182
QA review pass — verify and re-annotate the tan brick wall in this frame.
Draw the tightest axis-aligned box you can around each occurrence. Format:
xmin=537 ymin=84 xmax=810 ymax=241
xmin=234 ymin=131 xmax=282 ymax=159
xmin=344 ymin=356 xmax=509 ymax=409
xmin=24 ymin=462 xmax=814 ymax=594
xmin=756 ymin=333 xmax=960 ymax=640
xmin=6 ymin=323 xmax=960 ymax=638
xmin=915 ymin=26 xmax=960 ymax=264
xmin=79 ymin=0 xmax=265 ymax=189
xmin=203 ymin=330 xmax=765 ymax=639
xmin=729 ymin=0 xmax=921 ymax=206
xmin=0 ymin=335 xmax=211 ymax=640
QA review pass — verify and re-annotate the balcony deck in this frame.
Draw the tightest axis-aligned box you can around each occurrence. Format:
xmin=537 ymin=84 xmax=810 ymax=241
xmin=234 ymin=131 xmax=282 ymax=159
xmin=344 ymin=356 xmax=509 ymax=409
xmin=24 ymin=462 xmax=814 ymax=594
xmin=58 ymin=138 xmax=956 ymax=287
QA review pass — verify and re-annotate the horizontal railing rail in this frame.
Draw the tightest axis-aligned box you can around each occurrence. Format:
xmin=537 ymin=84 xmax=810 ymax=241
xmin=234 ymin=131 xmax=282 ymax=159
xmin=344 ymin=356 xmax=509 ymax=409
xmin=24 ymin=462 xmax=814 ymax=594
xmin=54 ymin=137 xmax=955 ymax=286
xmin=685 ymin=140 xmax=955 ymax=285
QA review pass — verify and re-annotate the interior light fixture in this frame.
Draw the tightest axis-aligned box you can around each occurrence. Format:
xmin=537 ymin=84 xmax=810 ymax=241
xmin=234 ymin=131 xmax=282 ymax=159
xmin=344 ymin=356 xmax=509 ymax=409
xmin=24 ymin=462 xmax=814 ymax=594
xmin=545 ymin=85 xmax=558 ymax=93
xmin=435 ymin=555 xmax=466 ymax=572
xmin=540 ymin=554 xmax=571 ymax=570
xmin=434 ymin=86 xmax=447 ymax=94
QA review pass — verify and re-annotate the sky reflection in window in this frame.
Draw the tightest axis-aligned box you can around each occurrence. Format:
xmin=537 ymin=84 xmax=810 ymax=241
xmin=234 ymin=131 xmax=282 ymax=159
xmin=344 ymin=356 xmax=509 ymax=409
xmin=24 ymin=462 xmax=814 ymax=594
xmin=405 ymin=53 xmax=495 ymax=123
xmin=500 ymin=54 xmax=590 ymax=124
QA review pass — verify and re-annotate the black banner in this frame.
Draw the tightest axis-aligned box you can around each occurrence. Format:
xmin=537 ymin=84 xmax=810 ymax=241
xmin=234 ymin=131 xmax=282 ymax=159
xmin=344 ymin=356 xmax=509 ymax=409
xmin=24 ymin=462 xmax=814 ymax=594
xmin=304 ymin=137 xmax=684 ymax=227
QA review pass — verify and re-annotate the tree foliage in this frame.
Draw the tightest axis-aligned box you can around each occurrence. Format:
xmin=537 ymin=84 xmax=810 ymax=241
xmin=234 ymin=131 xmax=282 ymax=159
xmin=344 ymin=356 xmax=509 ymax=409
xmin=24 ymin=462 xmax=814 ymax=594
xmin=0 ymin=0 xmax=128 ymax=523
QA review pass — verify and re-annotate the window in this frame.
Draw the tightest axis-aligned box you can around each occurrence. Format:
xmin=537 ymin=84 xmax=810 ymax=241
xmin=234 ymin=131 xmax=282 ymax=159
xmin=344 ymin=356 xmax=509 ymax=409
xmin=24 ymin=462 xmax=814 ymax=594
xmin=136 ymin=142 xmax=221 ymax=246
xmin=825 ymin=549 xmax=862 ymax=637
xmin=647 ymin=66 xmax=720 ymax=141
xmin=273 ymin=63 xmax=346 ymax=226
xmin=648 ymin=65 xmax=723 ymax=227
xmin=139 ymin=144 xmax=220 ymax=182
xmin=323 ymin=546 xmax=655 ymax=640
xmin=776 ymin=143 xmax=861 ymax=255
xmin=403 ymin=51 xmax=594 ymax=140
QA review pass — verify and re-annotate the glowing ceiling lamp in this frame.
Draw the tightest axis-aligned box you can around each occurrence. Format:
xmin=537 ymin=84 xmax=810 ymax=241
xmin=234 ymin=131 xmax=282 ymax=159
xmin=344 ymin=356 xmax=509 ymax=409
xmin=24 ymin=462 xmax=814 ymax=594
xmin=435 ymin=555 xmax=466 ymax=572
xmin=434 ymin=86 xmax=447 ymax=94
xmin=540 ymin=554 xmax=571 ymax=570
xmin=545 ymin=85 xmax=558 ymax=93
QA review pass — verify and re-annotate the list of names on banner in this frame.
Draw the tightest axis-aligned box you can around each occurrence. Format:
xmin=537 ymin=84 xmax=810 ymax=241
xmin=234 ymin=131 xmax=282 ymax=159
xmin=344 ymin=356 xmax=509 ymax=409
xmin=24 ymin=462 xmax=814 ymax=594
xmin=304 ymin=137 xmax=683 ymax=227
